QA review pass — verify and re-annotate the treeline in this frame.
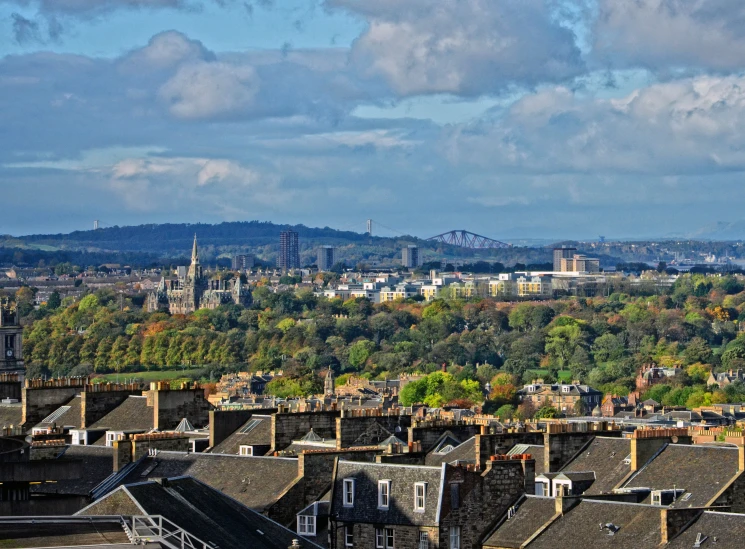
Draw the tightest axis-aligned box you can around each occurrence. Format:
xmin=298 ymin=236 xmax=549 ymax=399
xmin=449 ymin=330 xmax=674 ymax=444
xmin=16 ymin=273 xmax=745 ymax=412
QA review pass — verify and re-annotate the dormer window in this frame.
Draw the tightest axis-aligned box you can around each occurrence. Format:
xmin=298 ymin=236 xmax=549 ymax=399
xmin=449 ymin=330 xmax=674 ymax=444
xmin=343 ymin=478 xmax=355 ymax=507
xmin=414 ymin=482 xmax=427 ymax=511
xmin=562 ymin=386 xmax=570 ymax=393
xmin=378 ymin=480 xmax=391 ymax=509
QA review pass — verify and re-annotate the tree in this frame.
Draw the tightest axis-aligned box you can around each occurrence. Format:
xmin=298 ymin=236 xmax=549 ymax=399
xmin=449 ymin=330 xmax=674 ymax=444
xmin=495 ymin=404 xmax=515 ymax=421
xmin=534 ymin=405 xmax=560 ymax=419
xmin=348 ymin=339 xmax=376 ymax=369
xmin=47 ymin=291 xmax=61 ymax=310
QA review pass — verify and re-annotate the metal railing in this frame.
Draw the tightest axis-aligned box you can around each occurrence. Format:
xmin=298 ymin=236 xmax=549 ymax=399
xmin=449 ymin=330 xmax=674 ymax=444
xmin=129 ymin=515 xmax=217 ymax=549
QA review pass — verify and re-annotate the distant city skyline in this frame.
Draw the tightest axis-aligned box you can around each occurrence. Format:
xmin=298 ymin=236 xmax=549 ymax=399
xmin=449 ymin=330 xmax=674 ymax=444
xmin=2 ymin=2 xmax=745 ymax=239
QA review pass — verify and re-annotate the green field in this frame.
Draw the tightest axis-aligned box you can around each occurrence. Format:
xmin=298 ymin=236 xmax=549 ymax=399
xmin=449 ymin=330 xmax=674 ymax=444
xmin=524 ymin=369 xmax=573 ymax=383
xmin=94 ymin=370 xmax=198 ymax=384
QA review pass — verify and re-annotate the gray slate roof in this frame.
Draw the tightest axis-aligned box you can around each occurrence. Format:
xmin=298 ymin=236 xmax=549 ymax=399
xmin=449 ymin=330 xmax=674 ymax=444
xmin=31 ymin=445 xmax=114 ymax=496
xmin=425 ymin=436 xmax=476 ymax=466
xmin=119 ymin=451 xmax=299 ymax=512
xmin=83 ymin=477 xmax=322 ymax=549
xmin=483 ymin=495 xmax=557 ymax=548
xmin=333 ymin=461 xmax=443 ymax=526
xmin=527 ymin=499 xmax=662 ymax=549
xmin=561 ymin=437 xmax=631 ymax=494
xmin=209 ymin=415 xmax=272 ymax=455
xmin=0 ymin=403 xmax=22 ymax=428
xmin=623 ymin=444 xmax=740 ymax=507
xmin=89 ymin=395 xmax=153 ymax=436
xmin=36 ymin=395 xmax=81 ymax=429
xmin=667 ymin=511 xmax=745 ymax=549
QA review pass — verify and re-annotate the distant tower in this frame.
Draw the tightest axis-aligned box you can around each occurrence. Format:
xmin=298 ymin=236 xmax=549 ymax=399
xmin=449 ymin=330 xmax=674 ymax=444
xmin=317 ymin=246 xmax=335 ymax=271
xmin=278 ymin=230 xmax=300 ymax=271
xmin=402 ymin=245 xmax=420 ymax=269
xmin=0 ymin=300 xmax=24 ymax=376
xmin=366 ymin=219 xmax=372 ymax=235
xmin=553 ymin=246 xmax=577 ymax=272
xmin=94 ymin=220 xmax=99 ymax=230
xmin=324 ymin=369 xmax=335 ymax=396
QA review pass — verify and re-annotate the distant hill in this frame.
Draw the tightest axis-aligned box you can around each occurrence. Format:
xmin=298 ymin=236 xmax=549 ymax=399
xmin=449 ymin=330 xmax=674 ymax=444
xmin=10 ymin=221 xmax=398 ymax=254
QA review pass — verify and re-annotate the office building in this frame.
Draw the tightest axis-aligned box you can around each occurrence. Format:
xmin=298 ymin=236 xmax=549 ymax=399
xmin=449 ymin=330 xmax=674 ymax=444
xmin=232 ymin=254 xmax=254 ymax=271
xmin=560 ymin=254 xmax=600 ymax=273
xmin=278 ymin=230 xmax=300 ymax=271
xmin=553 ymin=246 xmax=577 ymax=271
xmin=317 ymin=246 xmax=335 ymax=271
xmin=401 ymin=245 xmax=420 ymax=269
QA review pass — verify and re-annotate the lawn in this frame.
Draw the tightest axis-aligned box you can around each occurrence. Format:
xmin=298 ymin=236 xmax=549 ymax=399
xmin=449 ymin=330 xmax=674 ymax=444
xmin=94 ymin=370 xmax=198 ymax=384
xmin=524 ymin=369 xmax=573 ymax=382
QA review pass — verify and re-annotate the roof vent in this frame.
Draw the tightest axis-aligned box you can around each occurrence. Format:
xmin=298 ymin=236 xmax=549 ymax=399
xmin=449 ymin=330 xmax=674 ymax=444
xmin=694 ymin=532 xmax=708 ymax=547
xmin=600 ymin=523 xmax=620 ymax=535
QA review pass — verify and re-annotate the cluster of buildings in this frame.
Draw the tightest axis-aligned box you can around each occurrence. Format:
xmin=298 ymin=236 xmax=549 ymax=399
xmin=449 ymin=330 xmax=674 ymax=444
xmin=4 ymin=368 xmax=745 ymax=549
xmin=1 ymin=323 xmax=745 ymax=547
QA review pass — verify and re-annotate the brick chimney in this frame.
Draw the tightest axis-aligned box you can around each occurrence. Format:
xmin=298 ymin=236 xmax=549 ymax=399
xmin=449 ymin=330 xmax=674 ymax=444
xmin=630 ymin=428 xmax=691 ymax=471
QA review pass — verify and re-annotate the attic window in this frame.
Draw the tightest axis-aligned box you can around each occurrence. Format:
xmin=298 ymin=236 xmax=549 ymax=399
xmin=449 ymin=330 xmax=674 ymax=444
xmin=239 ymin=419 xmax=262 ymax=434
xmin=681 ymin=493 xmax=692 ymax=502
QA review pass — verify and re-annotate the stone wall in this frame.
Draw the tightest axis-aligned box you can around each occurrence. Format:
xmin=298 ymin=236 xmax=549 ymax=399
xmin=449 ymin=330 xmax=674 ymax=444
xmin=22 ymin=385 xmax=80 ymax=430
xmin=408 ymin=423 xmax=483 ymax=452
xmin=543 ymin=430 xmax=621 ymax=473
xmin=333 ymin=523 xmax=438 ymax=549
xmin=151 ymin=386 xmax=212 ymax=430
xmin=660 ymin=508 xmax=704 ymax=543
xmin=132 ymin=435 xmax=190 ymax=461
xmin=474 ymin=432 xmax=544 ymax=468
xmin=81 ymin=387 xmax=142 ymax=428
xmin=439 ymin=459 xmax=532 ymax=549
xmin=209 ymin=409 xmax=254 ymax=448
xmin=336 ymin=413 xmax=411 ymax=449
xmin=271 ymin=411 xmax=339 ymax=452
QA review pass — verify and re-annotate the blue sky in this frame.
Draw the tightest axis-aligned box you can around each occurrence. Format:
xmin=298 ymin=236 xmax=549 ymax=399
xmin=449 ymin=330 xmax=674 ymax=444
xmin=1 ymin=0 xmax=745 ymax=240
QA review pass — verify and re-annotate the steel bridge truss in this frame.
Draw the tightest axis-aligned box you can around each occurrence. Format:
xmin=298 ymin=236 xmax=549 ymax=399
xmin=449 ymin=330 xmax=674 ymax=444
xmin=427 ymin=230 xmax=510 ymax=249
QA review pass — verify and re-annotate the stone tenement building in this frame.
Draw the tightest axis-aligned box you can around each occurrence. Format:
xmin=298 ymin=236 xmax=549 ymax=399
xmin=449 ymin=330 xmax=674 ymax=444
xmin=147 ymin=235 xmax=251 ymax=314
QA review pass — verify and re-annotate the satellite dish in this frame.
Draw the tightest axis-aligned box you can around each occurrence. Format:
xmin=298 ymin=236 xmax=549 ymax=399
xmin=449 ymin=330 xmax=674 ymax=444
xmin=671 ymin=436 xmax=679 ymax=443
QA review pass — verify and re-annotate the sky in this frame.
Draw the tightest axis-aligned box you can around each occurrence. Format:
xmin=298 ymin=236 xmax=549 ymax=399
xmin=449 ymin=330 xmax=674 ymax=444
xmin=1 ymin=0 xmax=745 ymax=240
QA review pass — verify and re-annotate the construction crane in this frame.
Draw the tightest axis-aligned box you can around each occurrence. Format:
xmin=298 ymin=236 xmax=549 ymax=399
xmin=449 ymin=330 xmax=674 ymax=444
xmin=427 ymin=230 xmax=510 ymax=249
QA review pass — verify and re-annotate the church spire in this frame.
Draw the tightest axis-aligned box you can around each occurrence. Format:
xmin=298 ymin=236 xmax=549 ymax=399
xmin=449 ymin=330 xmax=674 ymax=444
xmin=191 ymin=233 xmax=199 ymax=264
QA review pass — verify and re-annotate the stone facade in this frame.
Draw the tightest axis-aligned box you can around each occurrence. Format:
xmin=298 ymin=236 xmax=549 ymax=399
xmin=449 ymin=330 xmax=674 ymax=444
xmin=147 ymin=235 xmax=251 ymax=314
xmin=271 ymin=410 xmax=339 ymax=452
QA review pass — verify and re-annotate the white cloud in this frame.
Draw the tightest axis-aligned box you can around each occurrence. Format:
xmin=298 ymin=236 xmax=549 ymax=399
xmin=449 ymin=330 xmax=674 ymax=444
xmin=158 ymin=62 xmax=259 ymax=119
xmin=328 ymin=0 xmax=584 ymax=96
xmin=593 ymin=0 xmax=745 ymax=72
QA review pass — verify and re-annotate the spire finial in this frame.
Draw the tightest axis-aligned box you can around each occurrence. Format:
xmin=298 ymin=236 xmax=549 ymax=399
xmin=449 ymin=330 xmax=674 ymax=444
xmin=192 ymin=233 xmax=199 ymax=263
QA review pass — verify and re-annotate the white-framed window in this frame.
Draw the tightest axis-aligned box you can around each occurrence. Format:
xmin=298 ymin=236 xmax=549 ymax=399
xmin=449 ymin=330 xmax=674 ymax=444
xmin=450 ymin=526 xmax=461 ymax=549
xmin=651 ymin=491 xmax=661 ymax=506
xmin=419 ymin=531 xmax=429 ymax=549
xmin=239 ymin=445 xmax=253 ymax=456
xmin=378 ymin=480 xmax=391 ymax=509
xmin=343 ymin=479 xmax=355 ymax=507
xmin=297 ymin=515 xmax=316 ymax=536
xmin=385 ymin=528 xmax=394 ymax=549
xmin=376 ymin=528 xmax=384 ymax=549
xmin=345 ymin=525 xmax=354 ymax=547
xmin=414 ymin=482 xmax=427 ymax=511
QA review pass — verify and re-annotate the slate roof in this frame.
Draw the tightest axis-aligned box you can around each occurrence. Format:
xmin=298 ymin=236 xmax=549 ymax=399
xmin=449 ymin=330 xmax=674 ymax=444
xmin=507 ymin=444 xmax=545 ymax=475
xmin=118 ymin=451 xmax=299 ymax=512
xmin=482 ymin=495 xmax=557 ymax=548
xmin=527 ymin=499 xmax=662 ymax=549
xmin=333 ymin=461 xmax=443 ymax=526
xmin=0 ymin=402 xmax=22 ymax=428
xmin=209 ymin=415 xmax=272 ymax=455
xmin=667 ymin=511 xmax=745 ymax=549
xmin=89 ymin=395 xmax=153 ymax=436
xmin=82 ymin=477 xmax=322 ymax=549
xmin=0 ymin=519 xmax=132 ymax=548
xmin=36 ymin=395 xmax=81 ymax=429
xmin=425 ymin=436 xmax=476 ymax=466
xmin=560 ymin=437 xmax=631 ymax=494
xmin=31 ymin=445 xmax=114 ymax=496
xmin=623 ymin=445 xmax=740 ymax=507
